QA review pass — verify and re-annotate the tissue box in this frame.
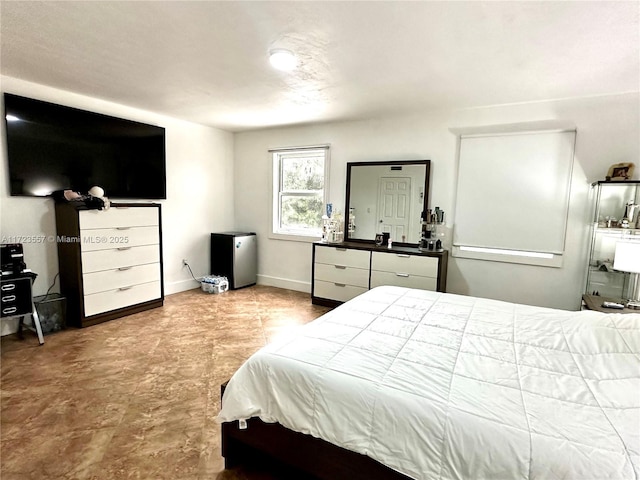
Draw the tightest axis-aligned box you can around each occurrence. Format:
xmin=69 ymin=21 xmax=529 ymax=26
xmin=201 ymin=275 xmax=229 ymax=294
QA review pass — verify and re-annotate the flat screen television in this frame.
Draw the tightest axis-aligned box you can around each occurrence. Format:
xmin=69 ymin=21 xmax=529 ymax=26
xmin=3 ymin=93 xmax=166 ymax=199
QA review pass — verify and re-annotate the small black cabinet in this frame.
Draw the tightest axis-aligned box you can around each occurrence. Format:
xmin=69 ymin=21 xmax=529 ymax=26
xmin=1 ymin=274 xmax=44 ymax=345
xmin=1 ymin=277 xmax=32 ymax=317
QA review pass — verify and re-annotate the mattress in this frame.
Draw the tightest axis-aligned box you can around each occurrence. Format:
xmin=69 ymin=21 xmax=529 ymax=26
xmin=218 ymin=286 xmax=640 ymax=480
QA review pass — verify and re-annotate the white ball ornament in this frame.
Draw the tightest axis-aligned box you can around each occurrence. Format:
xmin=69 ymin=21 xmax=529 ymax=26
xmin=88 ymin=186 xmax=104 ymax=198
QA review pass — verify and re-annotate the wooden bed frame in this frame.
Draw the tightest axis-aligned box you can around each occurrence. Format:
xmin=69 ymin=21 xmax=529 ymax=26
xmin=220 ymin=383 xmax=414 ymax=480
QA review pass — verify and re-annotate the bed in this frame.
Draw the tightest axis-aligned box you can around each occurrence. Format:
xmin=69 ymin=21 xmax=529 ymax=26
xmin=218 ymin=286 xmax=640 ymax=479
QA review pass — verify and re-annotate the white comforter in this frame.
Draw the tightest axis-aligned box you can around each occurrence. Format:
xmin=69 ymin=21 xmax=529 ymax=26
xmin=218 ymin=286 xmax=640 ymax=480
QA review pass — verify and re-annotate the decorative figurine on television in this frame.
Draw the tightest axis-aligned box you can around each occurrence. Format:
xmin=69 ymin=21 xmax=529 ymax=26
xmin=52 ymin=185 xmax=110 ymax=210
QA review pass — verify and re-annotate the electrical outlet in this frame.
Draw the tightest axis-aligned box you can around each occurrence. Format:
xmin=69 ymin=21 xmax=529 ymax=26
xmin=182 ymin=259 xmax=188 ymax=266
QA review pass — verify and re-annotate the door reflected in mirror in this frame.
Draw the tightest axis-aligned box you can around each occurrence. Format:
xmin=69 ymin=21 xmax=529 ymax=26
xmin=345 ymin=160 xmax=430 ymax=245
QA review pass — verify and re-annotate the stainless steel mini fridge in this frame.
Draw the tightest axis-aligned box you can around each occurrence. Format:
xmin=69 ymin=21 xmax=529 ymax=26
xmin=210 ymin=232 xmax=257 ymax=289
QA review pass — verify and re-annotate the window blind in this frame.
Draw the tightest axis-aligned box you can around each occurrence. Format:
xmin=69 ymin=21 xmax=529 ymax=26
xmin=453 ymin=130 xmax=576 ymax=261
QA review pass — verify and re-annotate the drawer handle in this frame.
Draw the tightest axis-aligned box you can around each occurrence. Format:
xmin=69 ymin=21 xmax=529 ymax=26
xmin=334 ymin=283 xmax=346 ymax=287
xmin=396 ymin=273 xmax=410 ymax=277
xmin=2 ymin=306 xmax=17 ymax=315
xmin=396 ymin=254 xmax=410 ymax=258
xmin=334 ymin=265 xmax=347 ymax=269
xmin=335 ymin=248 xmax=347 ymax=251
xmin=116 ymin=227 xmax=131 ymax=230
xmin=115 ymin=206 xmax=130 ymax=209
xmin=118 ymin=286 xmax=134 ymax=291
xmin=117 ymin=266 xmax=133 ymax=271
xmin=117 ymin=247 xmax=132 ymax=251
xmin=1 ymin=284 xmax=16 ymax=292
xmin=2 ymin=295 xmax=16 ymax=302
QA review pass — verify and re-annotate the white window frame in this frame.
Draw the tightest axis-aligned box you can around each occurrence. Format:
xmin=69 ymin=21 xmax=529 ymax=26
xmin=270 ymin=145 xmax=330 ymax=241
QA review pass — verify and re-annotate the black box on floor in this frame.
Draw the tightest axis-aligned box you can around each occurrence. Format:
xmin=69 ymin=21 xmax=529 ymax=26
xmin=34 ymin=294 xmax=66 ymax=334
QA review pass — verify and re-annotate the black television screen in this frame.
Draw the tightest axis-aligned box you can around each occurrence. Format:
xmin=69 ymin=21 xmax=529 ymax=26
xmin=3 ymin=93 xmax=166 ymax=199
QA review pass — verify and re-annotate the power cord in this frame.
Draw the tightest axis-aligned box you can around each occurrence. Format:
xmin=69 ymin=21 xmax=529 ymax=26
xmin=42 ymin=272 xmax=60 ymax=300
xmin=184 ymin=261 xmax=200 ymax=283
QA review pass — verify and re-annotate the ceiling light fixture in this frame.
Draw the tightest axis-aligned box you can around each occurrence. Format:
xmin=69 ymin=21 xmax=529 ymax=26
xmin=269 ymin=49 xmax=298 ymax=71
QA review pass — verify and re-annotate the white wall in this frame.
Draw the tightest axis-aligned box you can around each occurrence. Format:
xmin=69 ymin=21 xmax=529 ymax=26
xmin=234 ymin=92 xmax=639 ymax=310
xmin=0 ymin=77 xmax=234 ymax=334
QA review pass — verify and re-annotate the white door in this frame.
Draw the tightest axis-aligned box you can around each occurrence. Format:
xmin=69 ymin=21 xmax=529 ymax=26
xmin=377 ymin=177 xmax=411 ymax=242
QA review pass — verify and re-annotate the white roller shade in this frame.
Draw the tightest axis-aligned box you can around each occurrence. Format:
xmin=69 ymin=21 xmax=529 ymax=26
xmin=454 ymin=130 xmax=575 ymax=257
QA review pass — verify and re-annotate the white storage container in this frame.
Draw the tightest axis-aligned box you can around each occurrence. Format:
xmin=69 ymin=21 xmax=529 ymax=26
xmin=201 ymin=275 xmax=229 ymax=294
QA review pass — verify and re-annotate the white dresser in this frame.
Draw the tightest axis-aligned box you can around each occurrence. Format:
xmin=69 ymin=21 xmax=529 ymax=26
xmin=55 ymin=203 xmax=164 ymax=327
xmin=313 ymin=247 xmax=370 ymax=303
xmin=312 ymin=242 xmax=447 ymax=306
xmin=370 ymin=251 xmax=439 ymax=291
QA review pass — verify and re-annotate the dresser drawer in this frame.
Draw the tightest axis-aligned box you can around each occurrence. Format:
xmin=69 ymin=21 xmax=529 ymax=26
xmin=84 ymin=280 xmax=161 ymax=317
xmin=81 ymin=226 xmax=159 ymax=252
xmin=314 ymin=263 xmax=369 ymax=288
xmin=370 ymin=271 xmax=437 ymax=291
xmin=0 ymin=278 xmax=32 ymax=317
xmin=83 ymin=263 xmax=161 ymax=295
xmin=79 ymin=206 xmax=159 ymax=230
xmin=371 ymin=251 xmax=439 ymax=277
xmin=82 ymin=245 xmax=161 ymax=273
xmin=313 ymin=280 xmax=367 ymax=303
xmin=315 ymin=246 xmax=370 ymax=269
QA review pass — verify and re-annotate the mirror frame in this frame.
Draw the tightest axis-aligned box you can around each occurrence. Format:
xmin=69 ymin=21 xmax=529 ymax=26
xmin=344 ymin=159 xmax=431 ymax=246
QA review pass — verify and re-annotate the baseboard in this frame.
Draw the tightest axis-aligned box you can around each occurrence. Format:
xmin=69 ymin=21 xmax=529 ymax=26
xmin=257 ymin=275 xmax=310 ymax=293
xmin=164 ymin=278 xmax=202 ymax=295
xmin=1 ymin=317 xmax=20 ymax=336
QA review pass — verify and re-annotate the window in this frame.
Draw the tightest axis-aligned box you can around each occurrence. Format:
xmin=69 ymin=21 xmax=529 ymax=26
xmin=451 ymin=125 xmax=576 ymax=267
xmin=271 ymin=146 xmax=330 ymax=238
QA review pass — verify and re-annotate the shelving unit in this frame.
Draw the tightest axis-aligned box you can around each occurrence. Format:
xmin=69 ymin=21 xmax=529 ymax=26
xmin=420 ymin=221 xmax=446 ymax=251
xmin=585 ymin=181 xmax=640 ymax=299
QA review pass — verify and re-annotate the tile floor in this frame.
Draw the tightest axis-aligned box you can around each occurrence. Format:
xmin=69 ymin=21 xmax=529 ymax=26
xmin=0 ymin=285 xmax=330 ymax=479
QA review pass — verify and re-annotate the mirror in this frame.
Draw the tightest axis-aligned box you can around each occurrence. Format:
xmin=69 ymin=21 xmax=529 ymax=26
xmin=345 ymin=160 xmax=430 ymax=245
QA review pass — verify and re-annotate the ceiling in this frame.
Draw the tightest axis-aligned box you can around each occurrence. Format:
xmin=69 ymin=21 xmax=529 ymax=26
xmin=1 ymin=1 xmax=638 ymax=132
